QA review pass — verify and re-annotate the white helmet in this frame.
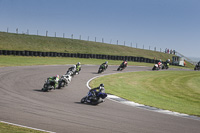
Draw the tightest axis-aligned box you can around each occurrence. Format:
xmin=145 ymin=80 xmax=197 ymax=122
xmin=73 ymin=65 xmax=76 ymax=68
xmin=77 ymin=62 xmax=81 ymax=65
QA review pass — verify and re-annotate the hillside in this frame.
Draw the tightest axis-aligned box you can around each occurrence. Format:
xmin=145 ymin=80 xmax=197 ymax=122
xmin=0 ymin=32 xmax=176 ymax=61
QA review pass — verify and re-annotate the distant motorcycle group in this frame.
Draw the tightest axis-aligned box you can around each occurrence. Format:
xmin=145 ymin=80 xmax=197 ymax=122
xmin=152 ymin=59 xmax=170 ymax=71
xmin=41 ymin=62 xmax=81 ymax=92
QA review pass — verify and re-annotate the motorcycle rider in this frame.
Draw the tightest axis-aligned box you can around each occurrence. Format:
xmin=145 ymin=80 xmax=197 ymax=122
xmin=158 ymin=59 xmax=162 ymax=69
xmin=100 ymin=61 xmax=108 ymax=70
xmin=76 ymin=62 xmax=81 ymax=73
xmin=86 ymin=83 xmax=105 ymax=103
xmin=67 ymin=65 xmax=77 ymax=74
xmin=164 ymin=59 xmax=170 ymax=68
xmin=120 ymin=60 xmax=128 ymax=68
xmin=197 ymin=61 xmax=200 ymax=67
xmin=48 ymin=75 xmax=59 ymax=89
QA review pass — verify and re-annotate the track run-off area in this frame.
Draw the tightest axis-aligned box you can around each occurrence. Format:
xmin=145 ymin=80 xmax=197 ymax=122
xmin=0 ymin=65 xmax=200 ymax=133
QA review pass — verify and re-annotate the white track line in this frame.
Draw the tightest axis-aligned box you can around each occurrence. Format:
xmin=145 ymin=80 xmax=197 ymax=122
xmin=0 ymin=121 xmax=56 ymax=133
xmin=86 ymin=71 xmax=200 ymax=121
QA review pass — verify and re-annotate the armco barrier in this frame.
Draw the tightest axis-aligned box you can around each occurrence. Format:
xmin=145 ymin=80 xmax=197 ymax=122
xmin=1 ymin=50 xmax=168 ymax=65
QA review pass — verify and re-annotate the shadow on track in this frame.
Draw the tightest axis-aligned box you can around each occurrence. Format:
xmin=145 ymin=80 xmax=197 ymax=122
xmin=33 ymin=89 xmax=44 ymax=92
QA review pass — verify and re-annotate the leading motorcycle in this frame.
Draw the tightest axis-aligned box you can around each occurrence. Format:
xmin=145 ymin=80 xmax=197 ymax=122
xmin=194 ymin=64 xmax=200 ymax=71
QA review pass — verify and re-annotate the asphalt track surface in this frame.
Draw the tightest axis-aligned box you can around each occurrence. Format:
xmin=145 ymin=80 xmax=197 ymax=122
xmin=0 ymin=65 xmax=200 ymax=133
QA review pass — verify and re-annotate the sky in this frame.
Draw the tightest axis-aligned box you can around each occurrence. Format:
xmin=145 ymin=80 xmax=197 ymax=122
xmin=0 ymin=0 xmax=200 ymax=58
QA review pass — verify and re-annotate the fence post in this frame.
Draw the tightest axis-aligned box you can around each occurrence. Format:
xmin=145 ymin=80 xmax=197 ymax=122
xmin=16 ymin=28 xmax=18 ymax=34
xmin=117 ymin=40 xmax=118 ymax=45
xmin=71 ymin=34 xmax=73 ymax=39
xmin=95 ymin=37 xmax=96 ymax=42
xmin=7 ymin=27 xmax=9 ymax=33
xmin=46 ymin=31 xmax=48 ymax=37
xmin=63 ymin=33 xmax=65 ymax=38
xmin=124 ymin=41 xmax=125 ymax=46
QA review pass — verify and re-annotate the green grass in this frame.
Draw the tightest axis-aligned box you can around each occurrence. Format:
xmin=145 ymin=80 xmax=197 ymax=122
xmin=0 ymin=32 xmax=175 ymax=61
xmin=0 ymin=55 xmax=188 ymax=70
xmin=0 ymin=122 xmax=46 ymax=133
xmin=90 ymin=71 xmax=200 ymax=116
xmin=0 ymin=55 xmax=153 ymax=67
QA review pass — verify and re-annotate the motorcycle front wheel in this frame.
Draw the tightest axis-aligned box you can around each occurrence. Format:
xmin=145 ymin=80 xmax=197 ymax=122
xmin=81 ymin=96 xmax=87 ymax=103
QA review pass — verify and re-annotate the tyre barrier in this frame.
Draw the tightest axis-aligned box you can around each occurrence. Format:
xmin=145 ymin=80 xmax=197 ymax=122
xmin=1 ymin=50 xmax=172 ymax=65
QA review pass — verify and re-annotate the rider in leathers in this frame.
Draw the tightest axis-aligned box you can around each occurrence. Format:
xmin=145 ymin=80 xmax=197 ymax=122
xmin=100 ymin=61 xmax=108 ymax=70
xmin=76 ymin=62 xmax=81 ymax=73
xmin=48 ymin=75 xmax=59 ymax=89
xmin=121 ymin=60 xmax=128 ymax=68
xmin=86 ymin=84 xmax=105 ymax=103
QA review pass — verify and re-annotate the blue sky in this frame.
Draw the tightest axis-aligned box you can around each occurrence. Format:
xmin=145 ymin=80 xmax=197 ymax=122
xmin=0 ymin=0 xmax=200 ymax=58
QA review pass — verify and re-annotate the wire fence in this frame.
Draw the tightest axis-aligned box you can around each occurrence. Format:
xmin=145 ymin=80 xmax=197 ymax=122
xmin=2 ymin=27 xmax=177 ymax=55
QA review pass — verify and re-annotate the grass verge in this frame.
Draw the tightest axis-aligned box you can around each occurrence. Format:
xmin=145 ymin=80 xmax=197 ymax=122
xmin=0 ymin=122 xmax=46 ymax=133
xmin=0 ymin=55 xmax=189 ymax=69
xmin=90 ymin=71 xmax=200 ymax=116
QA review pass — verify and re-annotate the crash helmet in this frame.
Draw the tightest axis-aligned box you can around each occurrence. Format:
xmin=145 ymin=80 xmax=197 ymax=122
xmin=77 ymin=62 xmax=81 ymax=65
xmin=105 ymin=61 xmax=108 ymax=64
xmin=73 ymin=65 xmax=76 ymax=68
xmin=100 ymin=83 xmax=104 ymax=87
xmin=99 ymin=83 xmax=104 ymax=90
xmin=167 ymin=59 xmax=170 ymax=62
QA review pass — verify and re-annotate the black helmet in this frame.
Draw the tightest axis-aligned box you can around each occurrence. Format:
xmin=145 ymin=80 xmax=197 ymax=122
xmin=100 ymin=83 xmax=104 ymax=87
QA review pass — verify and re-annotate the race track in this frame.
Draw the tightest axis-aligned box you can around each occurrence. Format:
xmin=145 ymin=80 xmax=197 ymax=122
xmin=0 ymin=65 xmax=199 ymax=133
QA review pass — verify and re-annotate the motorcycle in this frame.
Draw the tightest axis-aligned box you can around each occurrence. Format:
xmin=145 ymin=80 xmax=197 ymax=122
xmin=152 ymin=64 xmax=159 ymax=70
xmin=58 ymin=75 xmax=72 ymax=89
xmin=41 ymin=78 xmax=56 ymax=92
xmin=194 ymin=65 xmax=200 ymax=71
xmin=81 ymin=92 xmax=107 ymax=105
xmin=162 ymin=62 xmax=169 ymax=69
xmin=98 ymin=64 xmax=107 ymax=73
xmin=117 ymin=64 xmax=126 ymax=71
xmin=66 ymin=70 xmax=75 ymax=77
